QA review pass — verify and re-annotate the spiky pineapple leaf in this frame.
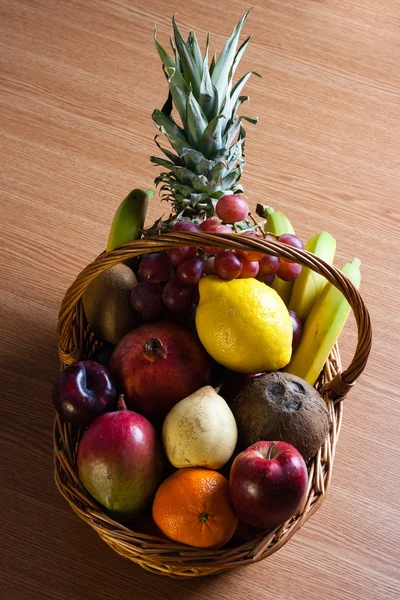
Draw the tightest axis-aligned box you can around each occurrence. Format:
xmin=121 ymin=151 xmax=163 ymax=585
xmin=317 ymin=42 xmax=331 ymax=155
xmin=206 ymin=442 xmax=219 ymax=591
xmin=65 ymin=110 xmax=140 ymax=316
xmin=209 ymin=53 xmax=217 ymax=76
xmin=228 ymin=138 xmax=245 ymax=162
xmin=240 ymin=115 xmax=259 ymax=125
xmin=205 ymin=33 xmax=210 ymax=58
xmin=152 ymin=12 xmax=258 ymax=215
xmin=154 ymin=30 xmax=187 ymax=95
xmin=198 ymin=114 xmax=225 ymax=157
xmin=208 ymin=160 xmax=229 ymax=181
xmin=150 ymin=156 xmax=176 ymax=170
xmin=222 ymin=166 xmax=242 ymax=189
xmin=231 ymin=70 xmax=261 ymax=101
xmin=195 ymin=158 xmax=214 ymax=175
xmin=163 ymin=183 xmax=193 ymax=197
xmin=153 ymin=135 xmax=180 ymax=164
xmin=152 ymin=109 xmax=186 ymax=140
xmin=165 ymin=66 xmax=188 ymax=122
xmin=225 ymin=114 xmax=257 ymax=146
xmin=224 ymin=118 xmax=242 ymax=147
xmin=223 ymin=71 xmax=261 ymax=120
xmin=171 ymin=165 xmax=197 ymax=185
xmin=199 ymin=50 xmax=219 ymax=120
xmin=187 ymin=31 xmax=203 ymax=78
xmin=180 ymin=148 xmax=208 ymax=170
xmin=211 ymin=10 xmax=251 ymax=110
xmin=205 ymin=177 xmax=222 ymax=195
xmin=172 ymin=16 xmax=201 ymax=96
xmin=152 ymin=110 xmax=193 ymax=154
xmin=233 ymin=95 xmax=249 ymax=115
xmin=154 ymin=28 xmax=176 ymax=69
xmin=185 ymin=90 xmax=208 ymax=147
xmin=163 ymin=134 xmax=192 ymax=155
xmin=231 ymin=35 xmax=251 ymax=77
xmin=192 ymin=175 xmax=209 ymax=192
xmin=169 ymin=34 xmax=178 ymax=61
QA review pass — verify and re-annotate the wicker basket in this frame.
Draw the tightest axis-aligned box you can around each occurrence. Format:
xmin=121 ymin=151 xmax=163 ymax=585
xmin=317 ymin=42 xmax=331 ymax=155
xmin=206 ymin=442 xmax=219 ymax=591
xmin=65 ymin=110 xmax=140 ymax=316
xmin=54 ymin=231 xmax=371 ymax=577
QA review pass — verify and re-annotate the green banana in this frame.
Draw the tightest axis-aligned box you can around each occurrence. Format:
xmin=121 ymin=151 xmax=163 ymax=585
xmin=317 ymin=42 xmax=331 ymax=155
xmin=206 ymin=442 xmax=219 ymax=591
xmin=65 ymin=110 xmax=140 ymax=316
xmin=284 ymin=258 xmax=361 ymax=385
xmin=289 ymin=231 xmax=336 ymax=321
xmin=264 ymin=209 xmax=295 ymax=306
xmin=106 ymin=188 xmax=152 ymax=252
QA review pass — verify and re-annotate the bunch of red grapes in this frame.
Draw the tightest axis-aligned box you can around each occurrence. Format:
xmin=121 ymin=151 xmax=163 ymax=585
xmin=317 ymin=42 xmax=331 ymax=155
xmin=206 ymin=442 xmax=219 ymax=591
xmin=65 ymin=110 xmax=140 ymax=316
xmin=131 ymin=195 xmax=304 ymax=339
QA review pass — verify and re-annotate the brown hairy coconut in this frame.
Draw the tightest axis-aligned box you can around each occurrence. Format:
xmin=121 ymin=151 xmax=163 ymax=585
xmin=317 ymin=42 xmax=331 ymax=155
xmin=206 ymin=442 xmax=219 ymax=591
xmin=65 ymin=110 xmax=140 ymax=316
xmin=231 ymin=372 xmax=330 ymax=460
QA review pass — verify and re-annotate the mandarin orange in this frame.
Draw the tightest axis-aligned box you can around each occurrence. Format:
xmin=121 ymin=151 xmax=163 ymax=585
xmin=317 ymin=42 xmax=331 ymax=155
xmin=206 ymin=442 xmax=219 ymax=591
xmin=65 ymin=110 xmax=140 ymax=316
xmin=152 ymin=468 xmax=238 ymax=548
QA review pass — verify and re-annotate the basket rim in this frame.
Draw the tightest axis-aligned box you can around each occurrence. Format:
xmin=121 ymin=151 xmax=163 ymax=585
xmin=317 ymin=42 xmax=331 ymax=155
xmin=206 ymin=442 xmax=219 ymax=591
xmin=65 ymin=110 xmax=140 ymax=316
xmin=54 ymin=231 xmax=371 ymax=576
xmin=57 ymin=232 xmax=372 ymax=402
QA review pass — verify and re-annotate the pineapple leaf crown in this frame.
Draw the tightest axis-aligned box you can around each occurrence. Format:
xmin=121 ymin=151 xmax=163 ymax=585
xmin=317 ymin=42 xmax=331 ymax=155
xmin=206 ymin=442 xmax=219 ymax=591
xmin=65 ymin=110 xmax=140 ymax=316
xmin=151 ymin=10 xmax=260 ymax=216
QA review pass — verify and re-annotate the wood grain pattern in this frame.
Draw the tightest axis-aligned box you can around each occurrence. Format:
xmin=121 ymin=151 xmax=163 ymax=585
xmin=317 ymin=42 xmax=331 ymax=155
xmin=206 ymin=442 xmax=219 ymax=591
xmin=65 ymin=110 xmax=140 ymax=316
xmin=0 ymin=0 xmax=399 ymax=597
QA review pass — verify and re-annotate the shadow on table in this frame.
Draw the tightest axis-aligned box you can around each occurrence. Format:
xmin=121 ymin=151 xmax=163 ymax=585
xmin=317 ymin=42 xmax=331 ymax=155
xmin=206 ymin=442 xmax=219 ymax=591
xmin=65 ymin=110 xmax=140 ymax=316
xmin=1 ymin=311 xmax=244 ymax=599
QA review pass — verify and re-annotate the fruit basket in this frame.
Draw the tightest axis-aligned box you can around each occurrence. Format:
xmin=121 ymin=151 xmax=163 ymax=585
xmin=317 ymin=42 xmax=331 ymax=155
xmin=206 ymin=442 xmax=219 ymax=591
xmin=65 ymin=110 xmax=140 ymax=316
xmin=53 ymin=12 xmax=372 ymax=578
xmin=54 ymin=231 xmax=371 ymax=577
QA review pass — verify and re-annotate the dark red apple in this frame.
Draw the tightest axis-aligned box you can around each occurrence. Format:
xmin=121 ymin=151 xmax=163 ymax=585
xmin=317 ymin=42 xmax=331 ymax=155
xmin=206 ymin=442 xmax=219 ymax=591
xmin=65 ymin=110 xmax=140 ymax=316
xmin=52 ymin=360 xmax=117 ymax=426
xmin=110 ymin=322 xmax=211 ymax=422
xmin=77 ymin=397 xmax=164 ymax=521
xmin=229 ymin=441 xmax=308 ymax=529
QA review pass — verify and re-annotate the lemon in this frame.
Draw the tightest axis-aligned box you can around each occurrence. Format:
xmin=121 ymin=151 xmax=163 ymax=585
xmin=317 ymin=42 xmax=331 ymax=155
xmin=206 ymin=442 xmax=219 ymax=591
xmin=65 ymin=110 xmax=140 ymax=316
xmin=196 ymin=276 xmax=292 ymax=374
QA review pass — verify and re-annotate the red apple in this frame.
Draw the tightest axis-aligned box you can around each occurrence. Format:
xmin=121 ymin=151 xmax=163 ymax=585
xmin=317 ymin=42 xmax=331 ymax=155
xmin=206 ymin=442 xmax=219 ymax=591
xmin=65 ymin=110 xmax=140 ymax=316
xmin=229 ymin=441 xmax=308 ymax=529
xmin=52 ymin=360 xmax=117 ymax=427
xmin=110 ymin=322 xmax=211 ymax=422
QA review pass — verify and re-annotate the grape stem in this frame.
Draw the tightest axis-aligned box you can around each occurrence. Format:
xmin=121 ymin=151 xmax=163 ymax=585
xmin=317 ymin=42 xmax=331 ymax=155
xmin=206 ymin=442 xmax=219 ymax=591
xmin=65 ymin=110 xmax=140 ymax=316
xmin=235 ymin=219 xmax=266 ymax=234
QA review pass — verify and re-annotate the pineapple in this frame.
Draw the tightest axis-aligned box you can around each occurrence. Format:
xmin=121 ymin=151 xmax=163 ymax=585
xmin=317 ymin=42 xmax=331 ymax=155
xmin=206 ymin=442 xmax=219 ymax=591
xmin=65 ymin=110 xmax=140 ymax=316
xmin=149 ymin=11 xmax=259 ymax=231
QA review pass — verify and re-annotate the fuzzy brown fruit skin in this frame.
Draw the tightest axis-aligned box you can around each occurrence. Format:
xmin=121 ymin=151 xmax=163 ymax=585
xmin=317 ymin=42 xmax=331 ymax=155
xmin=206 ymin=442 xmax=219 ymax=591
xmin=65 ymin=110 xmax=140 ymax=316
xmin=110 ymin=322 xmax=211 ymax=422
xmin=231 ymin=372 xmax=330 ymax=460
xmin=82 ymin=264 xmax=137 ymax=345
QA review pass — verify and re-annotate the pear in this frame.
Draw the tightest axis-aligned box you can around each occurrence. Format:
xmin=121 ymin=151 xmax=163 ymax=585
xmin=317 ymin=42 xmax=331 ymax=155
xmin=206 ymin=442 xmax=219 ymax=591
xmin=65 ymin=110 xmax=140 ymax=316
xmin=162 ymin=386 xmax=238 ymax=470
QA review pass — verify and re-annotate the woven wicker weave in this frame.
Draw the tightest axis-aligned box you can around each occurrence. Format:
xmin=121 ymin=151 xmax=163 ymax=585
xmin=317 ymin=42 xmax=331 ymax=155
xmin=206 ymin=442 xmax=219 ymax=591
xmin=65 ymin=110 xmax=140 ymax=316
xmin=54 ymin=231 xmax=371 ymax=577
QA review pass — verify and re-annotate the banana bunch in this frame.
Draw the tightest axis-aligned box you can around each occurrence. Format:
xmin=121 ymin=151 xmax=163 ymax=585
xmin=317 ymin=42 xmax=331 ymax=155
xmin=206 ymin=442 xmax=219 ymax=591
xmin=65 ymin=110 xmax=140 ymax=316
xmin=107 ymin=188 xmax=152 ymax=252
xmin=285 ymin=259 xmax=361 ymax=385
xmin=263 ymin=209 xmax=339 ymax=315
xmin=289 ymin=231 xmax=336 ymax=320
xmin=261 ymin=206 xmax=360 ymax=386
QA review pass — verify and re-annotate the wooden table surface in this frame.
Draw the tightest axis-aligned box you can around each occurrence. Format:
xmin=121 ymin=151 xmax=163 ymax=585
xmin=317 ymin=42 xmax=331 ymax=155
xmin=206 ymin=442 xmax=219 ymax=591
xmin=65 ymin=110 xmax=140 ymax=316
xmin=1 ymin=0 xmax=399 ymax=598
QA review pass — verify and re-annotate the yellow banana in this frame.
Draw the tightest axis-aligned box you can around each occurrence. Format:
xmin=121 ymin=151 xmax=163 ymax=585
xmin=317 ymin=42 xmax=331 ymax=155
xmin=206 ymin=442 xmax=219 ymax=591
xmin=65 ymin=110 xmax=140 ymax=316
xmin=284 ymin=259 xmax=361 ymax=385
xmin=264 ymin=210 xmax=295 ymax=306
xmin=289 ymin=231 xmax=336 ymax=321
xmin=106 ymin=189 xmax=152 ymax=252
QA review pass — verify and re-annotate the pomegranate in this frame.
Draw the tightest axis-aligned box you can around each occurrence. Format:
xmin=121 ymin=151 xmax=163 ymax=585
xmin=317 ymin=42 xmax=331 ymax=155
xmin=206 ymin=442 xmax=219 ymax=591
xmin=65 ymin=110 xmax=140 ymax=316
xmin=110 ymin=322 xmax=211 ymax=422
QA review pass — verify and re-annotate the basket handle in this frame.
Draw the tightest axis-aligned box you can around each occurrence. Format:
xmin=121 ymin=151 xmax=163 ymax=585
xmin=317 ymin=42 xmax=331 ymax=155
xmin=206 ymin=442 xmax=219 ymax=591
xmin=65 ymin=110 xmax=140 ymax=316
xmin=58 ymin=232 xmax=371 ymax=402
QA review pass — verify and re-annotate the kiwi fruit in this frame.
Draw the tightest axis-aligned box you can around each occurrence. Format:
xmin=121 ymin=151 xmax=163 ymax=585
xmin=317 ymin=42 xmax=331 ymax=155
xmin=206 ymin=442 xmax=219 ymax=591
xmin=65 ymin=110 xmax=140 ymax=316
xmin=231 ymin=371 xmax=330 ymax=460
xmin=82 ymin=264 xmax=137 ymax=345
